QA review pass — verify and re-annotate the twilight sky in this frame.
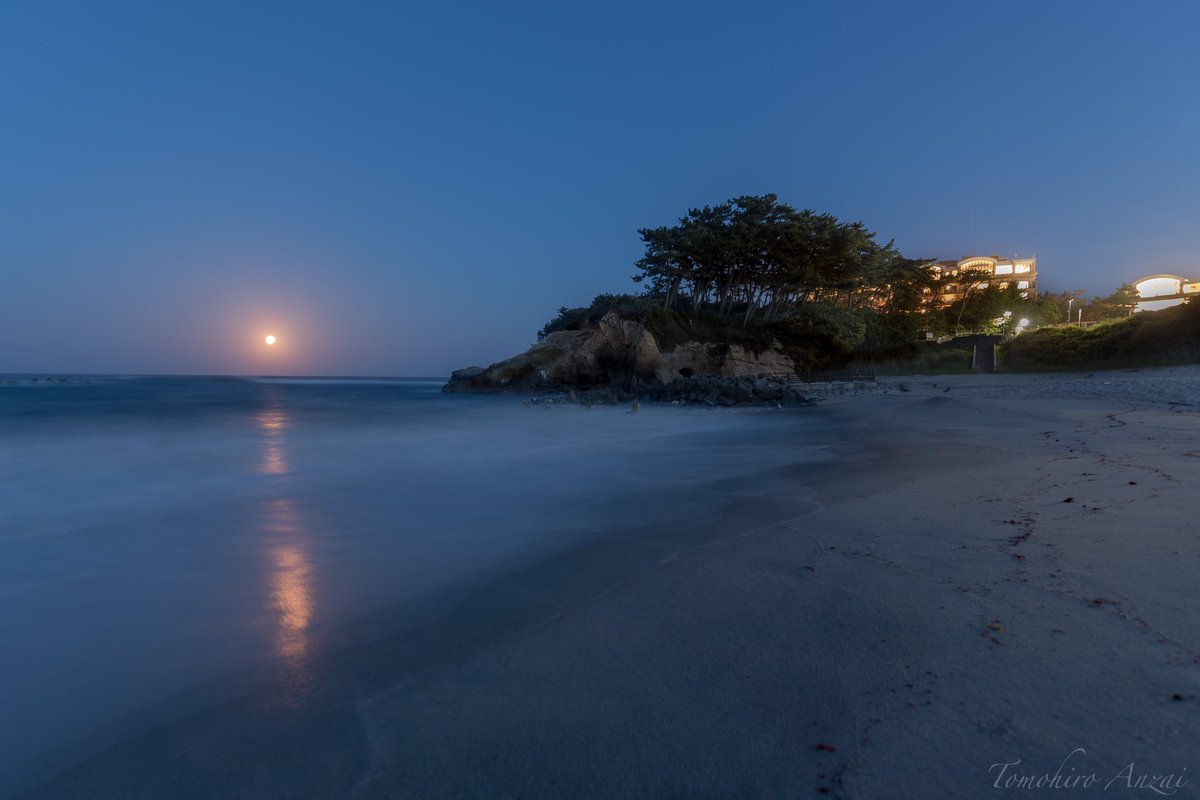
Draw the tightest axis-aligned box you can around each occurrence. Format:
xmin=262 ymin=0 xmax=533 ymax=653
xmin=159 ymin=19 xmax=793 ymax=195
xmin=3 ymin=1 xmax=1199 ymax=376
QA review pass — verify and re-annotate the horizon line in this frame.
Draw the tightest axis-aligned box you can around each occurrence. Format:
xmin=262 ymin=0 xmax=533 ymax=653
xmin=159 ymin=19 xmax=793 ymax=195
xmin=0 ymin=372 xmax=451 ymax=380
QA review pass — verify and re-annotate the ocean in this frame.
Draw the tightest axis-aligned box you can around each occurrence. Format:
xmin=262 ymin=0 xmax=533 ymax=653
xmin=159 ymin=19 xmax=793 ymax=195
xmin=0 ymin=376 xmax=834 ymax=796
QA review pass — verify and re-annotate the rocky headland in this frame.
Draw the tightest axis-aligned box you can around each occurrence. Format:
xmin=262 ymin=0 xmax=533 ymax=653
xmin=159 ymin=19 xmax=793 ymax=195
xmin=443 ymin=310 xmax=813 ymax=406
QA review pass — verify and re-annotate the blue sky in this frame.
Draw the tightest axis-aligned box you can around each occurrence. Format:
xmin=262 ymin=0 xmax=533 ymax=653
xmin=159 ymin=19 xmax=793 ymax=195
xmin=3 ymin=0 xmax=1199 ymax=375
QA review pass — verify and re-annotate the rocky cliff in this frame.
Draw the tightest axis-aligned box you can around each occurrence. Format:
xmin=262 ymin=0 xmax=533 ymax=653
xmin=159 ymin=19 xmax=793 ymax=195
xmin=444 ymin=310 xmax=796 ymax=395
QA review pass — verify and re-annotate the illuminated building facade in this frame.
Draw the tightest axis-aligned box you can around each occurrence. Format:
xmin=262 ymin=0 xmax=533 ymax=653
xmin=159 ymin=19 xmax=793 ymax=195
xmin=923 ymin=256 xmax=1038 ymax=307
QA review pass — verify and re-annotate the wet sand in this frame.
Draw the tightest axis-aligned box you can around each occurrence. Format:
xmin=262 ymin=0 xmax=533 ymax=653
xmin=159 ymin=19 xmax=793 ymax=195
xmin=23 ymin=374 xmax=1200 ymax=798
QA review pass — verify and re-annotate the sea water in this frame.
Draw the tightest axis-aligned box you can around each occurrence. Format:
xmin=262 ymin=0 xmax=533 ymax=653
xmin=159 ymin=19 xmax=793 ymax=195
xmin=0 ymin=376 xmax=832 ymax=795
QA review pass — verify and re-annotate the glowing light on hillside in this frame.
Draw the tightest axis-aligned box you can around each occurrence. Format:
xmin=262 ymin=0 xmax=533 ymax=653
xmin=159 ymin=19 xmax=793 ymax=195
xmin=265 ymin=335 xmax=277 ymax=346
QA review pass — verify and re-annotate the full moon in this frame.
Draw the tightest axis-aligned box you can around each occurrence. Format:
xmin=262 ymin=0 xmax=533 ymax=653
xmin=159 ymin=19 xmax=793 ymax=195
xmin=264 ymin=335 xmax=277 ymax=346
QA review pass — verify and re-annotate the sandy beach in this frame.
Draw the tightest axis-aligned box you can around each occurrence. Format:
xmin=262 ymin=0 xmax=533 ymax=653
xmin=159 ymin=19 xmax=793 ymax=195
xmin=23 ymin=367 xmax=1200 ymax=799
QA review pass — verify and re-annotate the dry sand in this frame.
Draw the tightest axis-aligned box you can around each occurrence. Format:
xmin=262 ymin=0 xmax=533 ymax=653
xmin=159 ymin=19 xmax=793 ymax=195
xmin=24 ymin=367 xmax=1200 ymax=799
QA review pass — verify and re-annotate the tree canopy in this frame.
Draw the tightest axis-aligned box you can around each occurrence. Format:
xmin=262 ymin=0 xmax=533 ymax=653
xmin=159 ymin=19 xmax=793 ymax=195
xmin=1083 ymin=284 xmax=1140 ymax=321
xmin=633 ymin=194 xmax=934 ymax=322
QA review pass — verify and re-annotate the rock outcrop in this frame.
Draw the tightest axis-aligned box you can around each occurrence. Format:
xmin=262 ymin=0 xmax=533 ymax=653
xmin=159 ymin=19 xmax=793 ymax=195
xmin=444 ymin=310 xmax=796 ymax=395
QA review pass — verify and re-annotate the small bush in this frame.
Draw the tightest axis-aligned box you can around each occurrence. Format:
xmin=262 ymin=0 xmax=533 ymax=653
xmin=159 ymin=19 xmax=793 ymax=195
xmin=776 ymin=305 xmax=866 ymax=370
xmin=642 ymin=307 xmax=781 ymax=354
xmin=537 ymin=294 xmax=653 ymax=340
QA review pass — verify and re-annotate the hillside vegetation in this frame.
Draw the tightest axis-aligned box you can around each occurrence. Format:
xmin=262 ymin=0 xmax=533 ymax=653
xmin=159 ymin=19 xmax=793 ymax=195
xmin=1000 ymin=301 xmax=1200 ymax=371
xmin=533 ymin=194 xmax=1066 ymax=376
xmin=538 ymin=294 xmax=922 ymax=371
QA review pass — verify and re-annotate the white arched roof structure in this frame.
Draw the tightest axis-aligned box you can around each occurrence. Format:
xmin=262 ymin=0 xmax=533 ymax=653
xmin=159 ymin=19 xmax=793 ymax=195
xmin=1133 ymin=274 xmax=1189 ymax=294
xmin=1133 ymin=274 xmax=1193 ymax=312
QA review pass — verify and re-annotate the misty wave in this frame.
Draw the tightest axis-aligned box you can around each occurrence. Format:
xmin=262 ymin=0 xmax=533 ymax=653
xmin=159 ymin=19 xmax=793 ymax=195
xmin=0 ymin=378 xmax=833 ymax=795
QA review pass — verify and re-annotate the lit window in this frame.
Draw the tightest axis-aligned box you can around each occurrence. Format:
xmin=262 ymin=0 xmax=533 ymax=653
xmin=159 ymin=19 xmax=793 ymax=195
xmin=994 ymin=264 xmax=1014 ymax=275
xmin=1017 ymin=281 xmax=1030 ymax=289
xmin=999 ymin=282 xmax=1009 ymax=289
xmin=1015 ymin=264 xmax=1031 ymax=274
xmin=978 ymin=282 xmax=989 ymax=289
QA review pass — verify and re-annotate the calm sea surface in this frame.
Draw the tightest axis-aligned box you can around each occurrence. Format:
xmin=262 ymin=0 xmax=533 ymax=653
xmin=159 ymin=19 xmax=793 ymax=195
xmin=0 ymin=376 xmax=832 ymax=795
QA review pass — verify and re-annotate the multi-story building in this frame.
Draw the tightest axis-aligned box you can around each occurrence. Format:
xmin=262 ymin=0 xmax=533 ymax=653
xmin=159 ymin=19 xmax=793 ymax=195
xmin=924 ymin=256 xmax=1038 ymax=306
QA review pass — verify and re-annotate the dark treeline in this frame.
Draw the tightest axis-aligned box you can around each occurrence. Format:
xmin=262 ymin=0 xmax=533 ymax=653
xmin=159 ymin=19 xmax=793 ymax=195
xmin=633 ymin=194 xmax=934 ymax=322
xmin=539 ymin=194 xmax=1073 ymax=366
xmin=1044 ymin=284 xmax=1140 ymax=324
